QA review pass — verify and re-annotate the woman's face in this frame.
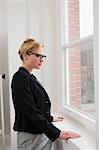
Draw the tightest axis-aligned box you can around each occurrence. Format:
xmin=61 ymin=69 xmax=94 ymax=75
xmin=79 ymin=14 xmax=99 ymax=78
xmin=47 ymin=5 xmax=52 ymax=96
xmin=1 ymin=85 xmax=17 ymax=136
xmin=26 ymin=46 xmax=46 ymax=69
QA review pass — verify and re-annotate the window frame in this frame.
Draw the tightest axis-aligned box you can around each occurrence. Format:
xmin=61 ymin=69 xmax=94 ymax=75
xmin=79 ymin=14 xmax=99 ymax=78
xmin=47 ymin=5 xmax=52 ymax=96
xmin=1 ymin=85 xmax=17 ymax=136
xmin=61 ymin=0 xmax=96 ymax=131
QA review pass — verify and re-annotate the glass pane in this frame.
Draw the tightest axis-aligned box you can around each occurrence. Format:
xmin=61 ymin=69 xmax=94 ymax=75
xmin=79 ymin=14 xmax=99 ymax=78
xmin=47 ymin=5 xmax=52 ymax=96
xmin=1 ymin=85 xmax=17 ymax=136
xmin=64 ymin=0 xmax=94 ymax=118
xmin=65 ymin=0 xmax=93 ymax=43
xmin=65 ymin=37 xmax=95 ymax=118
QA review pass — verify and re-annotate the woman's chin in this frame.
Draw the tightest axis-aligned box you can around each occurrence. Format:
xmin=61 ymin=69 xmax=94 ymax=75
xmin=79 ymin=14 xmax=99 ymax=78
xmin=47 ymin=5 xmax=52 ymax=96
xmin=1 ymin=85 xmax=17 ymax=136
xmin=35 ymin=66 xmax=42 ymax=69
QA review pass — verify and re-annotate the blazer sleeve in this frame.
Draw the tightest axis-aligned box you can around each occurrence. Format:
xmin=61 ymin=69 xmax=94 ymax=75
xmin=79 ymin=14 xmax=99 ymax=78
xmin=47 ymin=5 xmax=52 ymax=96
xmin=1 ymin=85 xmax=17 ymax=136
xmin=11 ymin=73 xmax=61 ymax=142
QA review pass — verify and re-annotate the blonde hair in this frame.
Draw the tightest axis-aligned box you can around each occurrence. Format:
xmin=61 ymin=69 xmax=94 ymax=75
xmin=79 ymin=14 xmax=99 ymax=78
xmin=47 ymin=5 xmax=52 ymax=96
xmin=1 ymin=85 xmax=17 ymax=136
xmin=18 ymin=38 xmax=44 ymax=60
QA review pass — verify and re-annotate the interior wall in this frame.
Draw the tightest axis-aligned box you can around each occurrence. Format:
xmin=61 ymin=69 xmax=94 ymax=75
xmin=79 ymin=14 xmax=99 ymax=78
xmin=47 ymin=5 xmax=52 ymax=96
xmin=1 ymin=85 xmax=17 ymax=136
xmin=94 ymin=0 xmax=99 ymax=149
xmin=0 ymin=0 xmax=10 ymax=134
xmin=27 ymin=0 xmax=63 ymax=113
xmin=0 ymin=0 xmax=63 ymax=135
xmin=8 ymin=0 xmax=29 ymax=131
xmin=8 ymin=0 xmax=63 ymax=133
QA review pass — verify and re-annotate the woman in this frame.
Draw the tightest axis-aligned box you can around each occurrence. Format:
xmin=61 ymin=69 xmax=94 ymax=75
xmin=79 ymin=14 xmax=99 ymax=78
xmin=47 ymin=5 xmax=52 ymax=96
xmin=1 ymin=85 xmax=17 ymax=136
xmin=11 ymin=38 xmax=80 ymax=150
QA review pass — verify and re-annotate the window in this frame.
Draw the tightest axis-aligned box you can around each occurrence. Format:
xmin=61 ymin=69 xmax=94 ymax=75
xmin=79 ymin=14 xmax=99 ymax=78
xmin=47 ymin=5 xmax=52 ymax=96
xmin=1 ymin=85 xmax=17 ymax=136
xmin=63 ymin=0 xmax=95 ymax=119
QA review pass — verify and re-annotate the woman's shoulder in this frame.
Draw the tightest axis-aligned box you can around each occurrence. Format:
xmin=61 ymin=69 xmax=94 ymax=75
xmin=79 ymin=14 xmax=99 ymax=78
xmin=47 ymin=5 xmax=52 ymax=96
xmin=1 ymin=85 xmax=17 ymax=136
xmin=12 ymin=67 xmax=30 ymax=83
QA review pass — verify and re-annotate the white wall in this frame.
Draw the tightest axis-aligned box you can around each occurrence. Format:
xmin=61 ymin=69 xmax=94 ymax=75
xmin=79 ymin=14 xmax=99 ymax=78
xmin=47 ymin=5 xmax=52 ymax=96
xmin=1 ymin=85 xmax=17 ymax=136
xmin=7 ymin=0 xmax=63 ymax=132
xmin=0 ymin=0 xmax=10 ymax=134
xmin=8 ymin=0 xmax=28 ymax=131
xmin=94 ymin=0 xmax=99 ymax=149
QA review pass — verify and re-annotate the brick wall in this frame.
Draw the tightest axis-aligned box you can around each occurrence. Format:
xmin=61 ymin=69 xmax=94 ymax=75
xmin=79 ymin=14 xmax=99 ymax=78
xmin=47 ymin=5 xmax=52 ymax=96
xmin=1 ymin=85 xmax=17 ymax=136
xmin=68 ymin=0 xmax=81 ymax=106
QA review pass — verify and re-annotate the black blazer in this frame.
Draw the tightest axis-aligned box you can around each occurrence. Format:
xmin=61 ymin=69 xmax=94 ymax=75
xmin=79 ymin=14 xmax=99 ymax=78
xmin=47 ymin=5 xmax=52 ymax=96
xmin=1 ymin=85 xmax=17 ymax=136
xmin=11 ymin=67 xmax=60 ymax=142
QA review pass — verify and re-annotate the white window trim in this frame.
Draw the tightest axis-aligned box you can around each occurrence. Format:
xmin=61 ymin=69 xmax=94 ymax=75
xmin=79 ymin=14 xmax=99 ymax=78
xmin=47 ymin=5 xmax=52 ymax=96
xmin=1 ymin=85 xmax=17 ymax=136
xmin=62 ymin=35 xmax=94 ymax=49
xmin=59 ymin=0 xmax=96 ymax=141
xmin=57 ymin=0 xmax=96 ymax=148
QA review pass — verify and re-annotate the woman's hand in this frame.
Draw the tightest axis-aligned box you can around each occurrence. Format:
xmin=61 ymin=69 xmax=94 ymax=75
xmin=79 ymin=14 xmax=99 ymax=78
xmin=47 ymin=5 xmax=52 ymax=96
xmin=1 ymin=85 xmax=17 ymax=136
xmin=59 ymin=131 xmax=81 ymax=140
xmin=53 ymin=115 xmax=64 ymax=122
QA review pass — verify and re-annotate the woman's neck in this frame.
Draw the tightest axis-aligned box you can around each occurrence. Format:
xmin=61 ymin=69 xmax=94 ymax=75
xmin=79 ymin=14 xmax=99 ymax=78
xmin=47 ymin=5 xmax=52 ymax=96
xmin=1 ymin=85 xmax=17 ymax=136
xmin=22 ymin=64 xmax=33 ymax=74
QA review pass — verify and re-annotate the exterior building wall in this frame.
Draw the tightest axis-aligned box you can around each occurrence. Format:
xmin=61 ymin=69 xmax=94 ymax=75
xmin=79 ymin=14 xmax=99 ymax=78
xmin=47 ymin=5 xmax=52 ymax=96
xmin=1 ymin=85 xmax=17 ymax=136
xmin=68 ymin=0 xmax=81 ymax=106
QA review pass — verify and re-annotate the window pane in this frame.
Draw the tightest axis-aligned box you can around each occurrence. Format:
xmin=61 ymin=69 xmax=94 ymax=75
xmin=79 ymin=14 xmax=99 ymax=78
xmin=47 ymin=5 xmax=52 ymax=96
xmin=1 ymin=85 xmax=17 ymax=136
xmin=80 ymin=0 xmax=93 ymax=38
xmin=64 ymin=0 xmax=95 ymax=118
xmin=65 ymin=0 xmax=93 ymax=43
xmin=65 ymin=37 xmax=95 ymax=117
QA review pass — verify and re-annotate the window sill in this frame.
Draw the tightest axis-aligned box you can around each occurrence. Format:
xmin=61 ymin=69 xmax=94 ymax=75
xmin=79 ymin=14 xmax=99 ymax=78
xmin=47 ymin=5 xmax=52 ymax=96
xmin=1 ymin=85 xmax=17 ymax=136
xmin=62 ymin=105 xmax=96 ymax=133
xmin=53 ymin=114 xmax=96 ymax=150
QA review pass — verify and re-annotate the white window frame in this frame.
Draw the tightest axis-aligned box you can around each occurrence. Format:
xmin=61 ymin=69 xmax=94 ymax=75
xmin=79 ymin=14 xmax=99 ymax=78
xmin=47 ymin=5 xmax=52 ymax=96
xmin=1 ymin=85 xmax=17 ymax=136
xmin=61 ymin=0 xmax=96 ymax=132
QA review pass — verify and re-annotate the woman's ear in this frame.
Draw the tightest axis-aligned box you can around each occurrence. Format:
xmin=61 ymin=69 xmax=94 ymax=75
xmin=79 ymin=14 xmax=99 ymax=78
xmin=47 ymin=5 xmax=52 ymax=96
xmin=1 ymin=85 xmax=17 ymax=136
xmin=23 ymin=54 xmax=28 ymax=61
